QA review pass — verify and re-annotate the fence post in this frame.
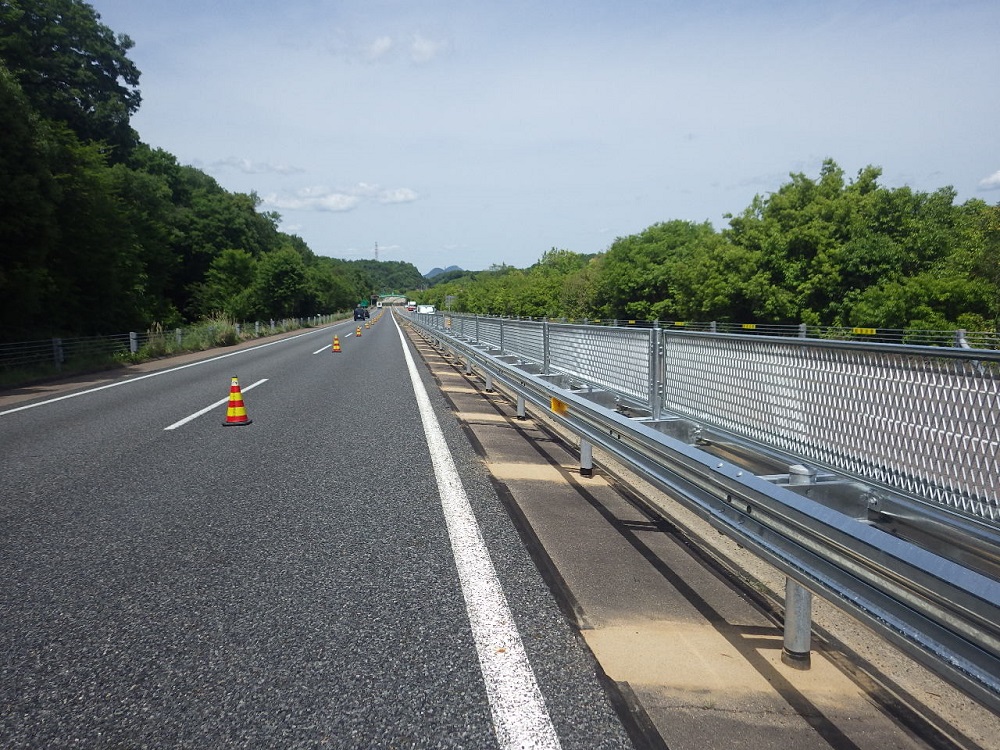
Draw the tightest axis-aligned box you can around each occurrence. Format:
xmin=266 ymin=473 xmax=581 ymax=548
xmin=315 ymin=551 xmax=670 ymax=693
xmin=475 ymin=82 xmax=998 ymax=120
xmin=52 ymin=338 xmax=64 ymax=370
xmin=798 ymin=323 xmax=808 ymax=338
xmin=649 ymin=327 xmax=663 ymax=421
xmin=129 ymin=332 xmax=138 ymax=354
xmin=175 ymin=328 xmax=182 ymax=346
xmin=543 ymin=321 xmax=550 ymax=374
xmin=255 ymin=321 xmax=260 ymax=336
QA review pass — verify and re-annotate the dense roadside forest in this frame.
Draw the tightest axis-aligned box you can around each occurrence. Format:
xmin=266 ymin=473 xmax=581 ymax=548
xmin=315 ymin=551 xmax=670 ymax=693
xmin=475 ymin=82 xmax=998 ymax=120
xmin=421 ymin=162 xmax=1000 ymax=331
xmin=0 ymin=0 xmax=425 ymax=343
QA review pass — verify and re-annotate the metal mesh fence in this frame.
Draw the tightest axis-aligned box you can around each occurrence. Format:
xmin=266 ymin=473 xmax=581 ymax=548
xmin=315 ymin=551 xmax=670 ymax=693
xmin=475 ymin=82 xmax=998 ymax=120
xmin=548 ymin=323 xmax=652 ymax=406
xmin=660 ymin=333 xmax=1000 ymax=523
xmin=409 ymin=313 xmax=1000 ymax=524
xmin=498 ymin=320 xmax=545 ymax=364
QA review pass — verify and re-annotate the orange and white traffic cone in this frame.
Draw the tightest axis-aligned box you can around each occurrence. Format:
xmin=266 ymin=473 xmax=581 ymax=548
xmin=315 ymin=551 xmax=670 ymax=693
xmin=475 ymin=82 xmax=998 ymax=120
xmin=223 ymin=376 xmax=252 ymax=426
xmin=332 ymin=336 xmax=341 ymax=353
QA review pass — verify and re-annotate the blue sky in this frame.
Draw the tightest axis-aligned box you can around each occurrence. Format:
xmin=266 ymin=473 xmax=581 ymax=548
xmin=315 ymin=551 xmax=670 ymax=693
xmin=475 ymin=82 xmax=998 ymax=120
xmin=91 ymin=0 xmax=999 ymax=275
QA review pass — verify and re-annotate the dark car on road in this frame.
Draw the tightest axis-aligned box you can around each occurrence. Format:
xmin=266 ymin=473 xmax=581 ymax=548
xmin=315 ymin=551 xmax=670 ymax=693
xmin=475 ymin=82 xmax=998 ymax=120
xmin=354 ymin=306 xmax=369 ymax=320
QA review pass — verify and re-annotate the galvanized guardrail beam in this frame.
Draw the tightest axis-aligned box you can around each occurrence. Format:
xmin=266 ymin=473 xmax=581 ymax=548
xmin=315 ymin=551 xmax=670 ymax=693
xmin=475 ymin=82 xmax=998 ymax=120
xmin=405 ymin=312 xmax=1000 ymax=713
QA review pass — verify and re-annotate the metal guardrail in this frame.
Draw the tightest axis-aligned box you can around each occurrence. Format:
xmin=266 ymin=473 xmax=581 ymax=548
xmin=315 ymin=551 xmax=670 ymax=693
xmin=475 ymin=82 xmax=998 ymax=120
xmin=432 ymin=313 xmax=1000 ymax=528
xmin=404 ymin=311 xmax=1000 ymax=713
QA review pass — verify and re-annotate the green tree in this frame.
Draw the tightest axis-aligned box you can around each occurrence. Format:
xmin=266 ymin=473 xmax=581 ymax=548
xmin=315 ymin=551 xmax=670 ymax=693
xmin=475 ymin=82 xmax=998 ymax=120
xmin=0 ymin=61 xmax=56 ymax=339
xmin=0 ymin=0 xmax=141 ymax=153
xmin=189 ymin=248 xmax=258 ymax=320
xmin=594 ymin=221 xmax=722 ymax=320
xmin=306 ymin=259 xmax=356 ymax=313
xmin=252 ymin=248 xmax=308 ymax=319
xmin=968 ymin=201 xmax=1000 ymax=330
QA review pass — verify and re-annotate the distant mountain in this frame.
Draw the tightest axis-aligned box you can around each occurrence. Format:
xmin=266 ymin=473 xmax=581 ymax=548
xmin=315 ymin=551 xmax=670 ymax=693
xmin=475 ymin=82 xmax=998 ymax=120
xmin=425 ymin=265 xmax=462 ymax=278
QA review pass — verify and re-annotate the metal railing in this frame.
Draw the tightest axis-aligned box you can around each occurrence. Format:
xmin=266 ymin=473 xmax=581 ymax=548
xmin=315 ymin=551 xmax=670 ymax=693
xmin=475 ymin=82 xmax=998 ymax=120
xmin=428 ymin=313 xmax=1000 ymax=528
xmin=495 ymin=317 xmax=999 ymax=350
xmin=404 ymin=310 xmax=1000 ymax=713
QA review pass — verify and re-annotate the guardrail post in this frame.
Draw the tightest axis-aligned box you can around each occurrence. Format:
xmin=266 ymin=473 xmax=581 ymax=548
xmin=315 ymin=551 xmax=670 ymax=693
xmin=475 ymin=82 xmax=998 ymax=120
xmin=516 ymin=395 xmax=527 ymax=420
xmin=129 ymin=332 xmax=138 ymax=354
xmin=176 ymin=328 xmax=182 ymax=346
xmin=580 ymin=439 xmax=593 ymax=477
xmin=782 ymin=579 xmax=813 ymax=668
xmin=798 ymin=323 xmax=807 ymax=338
xmin=500 ymin=318 xmax=505 ymax=354
xmin=782 ymin=463 xmax=816 ymax=667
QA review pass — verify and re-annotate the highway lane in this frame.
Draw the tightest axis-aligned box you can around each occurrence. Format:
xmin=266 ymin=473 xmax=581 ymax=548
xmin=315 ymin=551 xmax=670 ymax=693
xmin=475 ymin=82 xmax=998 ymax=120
xmin=0 ymin=315 xmax=633 ymax=749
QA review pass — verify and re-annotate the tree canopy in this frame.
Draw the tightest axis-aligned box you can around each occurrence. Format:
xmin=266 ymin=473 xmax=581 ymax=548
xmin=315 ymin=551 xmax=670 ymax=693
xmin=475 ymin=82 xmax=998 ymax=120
xmin=417 ymin=161 xmax=999 ymax=333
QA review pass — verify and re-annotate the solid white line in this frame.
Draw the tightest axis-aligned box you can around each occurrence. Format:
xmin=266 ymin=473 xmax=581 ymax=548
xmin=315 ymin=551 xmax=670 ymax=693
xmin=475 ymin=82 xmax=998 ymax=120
xmin=1 ymin=327 xmax=331 ymax=417
xmin=163 ymin=378 xmax=268 ymax=431
xmin=393 ymin=317 xmax=562 ymax=750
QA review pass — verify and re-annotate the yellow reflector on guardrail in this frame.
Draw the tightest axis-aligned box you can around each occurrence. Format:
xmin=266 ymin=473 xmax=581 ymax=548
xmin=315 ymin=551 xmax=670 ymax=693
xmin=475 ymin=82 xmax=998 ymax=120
xmin=742 ymin=323 xmax=757 ymax=330
xmin=550 ymin=397 xmax=568 ymax=415
xmin=853 ymin=327 xmax=876 ymax=335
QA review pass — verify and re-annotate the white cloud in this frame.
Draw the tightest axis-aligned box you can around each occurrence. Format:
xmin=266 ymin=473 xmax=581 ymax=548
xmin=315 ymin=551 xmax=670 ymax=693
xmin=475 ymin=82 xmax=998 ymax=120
xmin=410 ymin=33 xmax=446 ymax=63
xmin=978 ymin=170 xmax=1000 ymax=191
xmin=263 ymin=188 xmax=359 ymax=212
xmin=262 ymin=183 xmax=419 ymax=212
xmin=211 ymin=157 xmax=304 ymax=175
xmin=378 ymin=187 xmax=419 ymax=204
xmin=365 ymin=35 xmax=393 ymax=61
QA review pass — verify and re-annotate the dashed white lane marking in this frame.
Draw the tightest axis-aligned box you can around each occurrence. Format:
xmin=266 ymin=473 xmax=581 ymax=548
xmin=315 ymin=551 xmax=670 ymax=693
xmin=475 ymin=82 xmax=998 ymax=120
xmin=393 ymin=318 xmax=562 ymax=750
xmin=163 ymin=378 xmax=268 ymax=430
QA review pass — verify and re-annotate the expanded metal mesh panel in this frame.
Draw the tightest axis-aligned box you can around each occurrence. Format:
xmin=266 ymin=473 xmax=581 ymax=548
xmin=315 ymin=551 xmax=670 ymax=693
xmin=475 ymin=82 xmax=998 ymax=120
xmin=549 ymin=324 xmax=652 ymax=406
xmin=477 ymin=318 xmax=503 ymax=349
xmin=499 ymin=320 xmax=546 ymax=364
xmin=661 ymin=335 xmax=1000 ymax=523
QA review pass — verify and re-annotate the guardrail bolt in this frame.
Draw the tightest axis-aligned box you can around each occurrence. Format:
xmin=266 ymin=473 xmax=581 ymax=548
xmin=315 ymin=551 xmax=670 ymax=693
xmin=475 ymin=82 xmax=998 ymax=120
xmin=866 ymin=494 xmax=885 ymax=522
xmin=788 ymin=464 xmax=816 ymax=486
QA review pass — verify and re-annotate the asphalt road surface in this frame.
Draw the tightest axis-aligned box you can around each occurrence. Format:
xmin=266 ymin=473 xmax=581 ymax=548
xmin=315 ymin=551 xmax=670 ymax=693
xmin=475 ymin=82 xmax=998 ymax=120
xmin=0 ymin=315 xmax=634 ymax=749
